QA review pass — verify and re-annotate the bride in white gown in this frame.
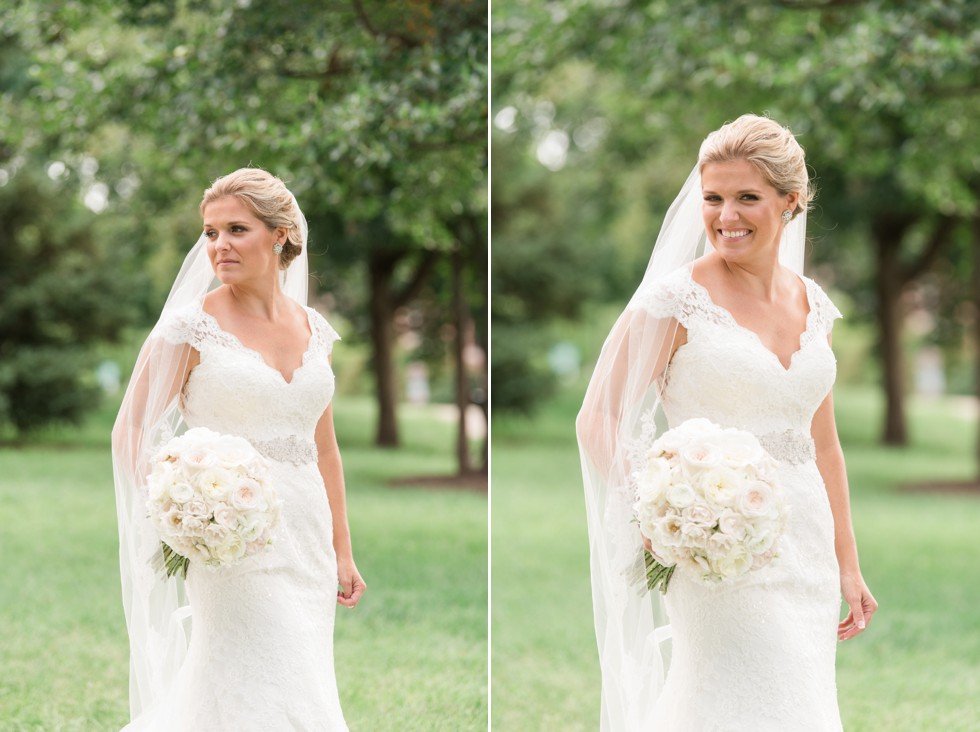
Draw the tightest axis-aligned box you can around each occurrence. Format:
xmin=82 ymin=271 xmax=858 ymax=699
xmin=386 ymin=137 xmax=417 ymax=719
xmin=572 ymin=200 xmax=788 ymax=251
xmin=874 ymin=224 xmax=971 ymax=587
xmin=112 ymin=168 xmax=365 ymax=731
xmin=577 ymin=115 xmax=877 ymax=731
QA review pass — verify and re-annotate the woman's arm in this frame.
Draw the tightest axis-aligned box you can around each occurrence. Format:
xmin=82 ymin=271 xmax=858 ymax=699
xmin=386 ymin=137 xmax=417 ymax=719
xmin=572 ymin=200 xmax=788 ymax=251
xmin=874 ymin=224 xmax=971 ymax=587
xmin=811 ymin=358 xmax=878 ymax=641
xmin=314 ymin=386 xmax=366 ymax=609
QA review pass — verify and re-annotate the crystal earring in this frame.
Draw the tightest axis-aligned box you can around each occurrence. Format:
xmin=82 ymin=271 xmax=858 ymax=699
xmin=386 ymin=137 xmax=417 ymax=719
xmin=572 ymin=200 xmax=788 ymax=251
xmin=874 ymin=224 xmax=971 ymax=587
xmin=781 ymin=209 xmax=793 ymax=224
xmin=273 ymin=241 xmax=284 ymax=255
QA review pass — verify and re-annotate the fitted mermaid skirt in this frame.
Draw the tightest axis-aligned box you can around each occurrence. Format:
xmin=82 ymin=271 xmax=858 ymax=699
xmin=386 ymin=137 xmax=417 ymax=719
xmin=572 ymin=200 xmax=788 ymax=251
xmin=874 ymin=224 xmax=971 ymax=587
xmin=650 ymin=460 xmax=842 ymax=732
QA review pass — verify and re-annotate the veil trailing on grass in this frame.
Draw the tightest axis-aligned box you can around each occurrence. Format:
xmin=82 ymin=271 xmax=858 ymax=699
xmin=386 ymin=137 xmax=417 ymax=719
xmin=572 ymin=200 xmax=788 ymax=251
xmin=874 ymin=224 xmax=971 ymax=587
xmin=575 ymin=164 xmax=807 ymax=730
xmin=110 ymin=194 xmax=308 ymax=722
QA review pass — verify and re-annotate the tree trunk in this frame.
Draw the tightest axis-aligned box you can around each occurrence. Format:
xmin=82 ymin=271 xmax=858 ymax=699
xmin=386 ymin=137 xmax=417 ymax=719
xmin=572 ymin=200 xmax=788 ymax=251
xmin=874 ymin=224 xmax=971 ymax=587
xmin=368 ymin=250 xmax=400 ymax=447
xmin=973 ymin=215 xmax=980 ymax=474
xmin=873 ymin=215 xmax=911 ymax=446
xmin=451 ymin=246 xmax=472 ymax=474
xmin=449 ymin=211 xmax=488 ymax=474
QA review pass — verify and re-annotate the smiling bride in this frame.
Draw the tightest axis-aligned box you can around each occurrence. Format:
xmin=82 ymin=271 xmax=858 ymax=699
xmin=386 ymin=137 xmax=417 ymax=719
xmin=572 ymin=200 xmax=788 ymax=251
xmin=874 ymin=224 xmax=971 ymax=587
xmin=577 ymin=115 xmax=877 ymax=731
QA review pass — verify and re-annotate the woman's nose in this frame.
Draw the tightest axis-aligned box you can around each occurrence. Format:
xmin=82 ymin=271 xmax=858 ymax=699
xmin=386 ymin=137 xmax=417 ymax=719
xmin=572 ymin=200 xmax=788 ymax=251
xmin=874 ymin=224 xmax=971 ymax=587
xmin=719 ymin=201 xmax=740 ymax=223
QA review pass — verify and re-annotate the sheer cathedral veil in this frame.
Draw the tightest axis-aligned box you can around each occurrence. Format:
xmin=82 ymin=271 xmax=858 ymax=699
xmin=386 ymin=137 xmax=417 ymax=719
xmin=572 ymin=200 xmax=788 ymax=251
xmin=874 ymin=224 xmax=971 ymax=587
xmin=111 ymin=176 xmax=309 ymax=721
xmin=576 ymin=157 xmax=807 ymax=729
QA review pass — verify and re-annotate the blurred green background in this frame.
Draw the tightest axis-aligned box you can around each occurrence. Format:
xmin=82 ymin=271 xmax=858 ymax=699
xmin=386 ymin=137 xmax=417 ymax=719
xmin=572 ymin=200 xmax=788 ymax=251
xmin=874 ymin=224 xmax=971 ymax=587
xmin=0 ymin=1 xmax=487 ymax=730
xmin=491 ymin=1 xmax=980 ymax=731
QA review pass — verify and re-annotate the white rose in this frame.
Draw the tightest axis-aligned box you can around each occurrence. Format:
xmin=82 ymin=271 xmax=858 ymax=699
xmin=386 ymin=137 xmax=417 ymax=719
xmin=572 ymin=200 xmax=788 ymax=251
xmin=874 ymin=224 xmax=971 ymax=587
xmin=238 ymin=511 xmax=268 ymax=542
xmin=181 ymin=515 xmax=208 ymax=535
xmin=718 ymin=509 xmax=748 ymax=541
xmin=198 ymin=468 xmax=234 ymax=502
xmin=203 ymin=522 xmax=230 ymax=548
xmin=212 ymin=435 xmax=261 ymax=470
xmin=706 ymin=532 xmax=735 ymax=561
xmin=679 ymin=437 xmax=724 ymax=475
xmin=183 ymin=500 xmax=210 ymax=519
xmin=179 ymin=445 xmax=219 ymax=473
xmin=189 ymin=541 xmax=212 ymax=562
xmin=691 ymin=553 xmax=713 ymax=578
xmin=636 ymin=457 xmax=671 ymax=504
xmin=738 ymin=481 xmax=777 ymax=519
xmin=157 ymin=505 xmax=184 ymax=537
xmin=716 ymin=429 xmax=766 ymax=468
xmin=167 ymin=480 xmax=195 ymax=504
xmin=214 ymin=533 xmax=247 ymax=564
xmin=711 ymin=545 xmax=752 ymax=579
xmin=665 ymin=482 xmax=697 ymax=509
xmin=212 ymin=502 xmax=239 ymax=529
xmin=679 ymin=522 xmax=709 ymax=548
xmin=230 ymin=479 xmax=266 ymax=512
xmin=167 ymin=536 xmax=195 ymax=557
xmin=682 ymin=502 xmax=716 ymax=528
xmin=654 ymin=514 xmax=685 ymax=549
xmin=698 ymin=467 xmax=744 ymax=508
xmin=746 ymin=523 xmax=777 ymax=554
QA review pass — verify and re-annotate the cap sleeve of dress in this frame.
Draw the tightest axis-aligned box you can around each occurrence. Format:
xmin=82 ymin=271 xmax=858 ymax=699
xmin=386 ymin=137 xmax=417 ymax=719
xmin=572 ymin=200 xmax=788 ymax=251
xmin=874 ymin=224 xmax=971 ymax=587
xmin=307 ymin=308 xmax=341 ymax=357
xmin=152 ymin=306 xmax=210 ymax=350
xmin=628 ymin=267 xmax=700 ymax=329
xmin=806 ymin=278 xmax=843 ymax=335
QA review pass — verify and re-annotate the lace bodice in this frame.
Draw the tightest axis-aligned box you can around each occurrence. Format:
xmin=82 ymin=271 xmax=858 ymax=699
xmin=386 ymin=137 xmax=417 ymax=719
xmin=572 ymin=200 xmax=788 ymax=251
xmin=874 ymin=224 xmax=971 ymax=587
xmin=134 ymin=303 xmax=350 ymax=731
xmin=633 ymin=266 xmax=842 ymax=451
xmin=156 ymin=305 xmax=339 ymax=449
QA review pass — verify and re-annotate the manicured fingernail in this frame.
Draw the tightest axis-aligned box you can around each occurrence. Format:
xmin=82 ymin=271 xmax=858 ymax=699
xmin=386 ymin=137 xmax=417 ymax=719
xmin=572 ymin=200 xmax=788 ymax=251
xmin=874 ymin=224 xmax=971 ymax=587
xmin=857 ymin=620 xmax=865 ymax=629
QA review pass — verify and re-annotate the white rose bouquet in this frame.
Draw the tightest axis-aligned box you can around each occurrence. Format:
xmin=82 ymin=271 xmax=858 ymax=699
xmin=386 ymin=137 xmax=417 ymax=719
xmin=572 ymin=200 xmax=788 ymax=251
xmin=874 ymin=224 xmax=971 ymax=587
xmin=145 ymin=427 xmax=282 ymax=578
xmin=631 ymin=418 xmax=788 ymax=592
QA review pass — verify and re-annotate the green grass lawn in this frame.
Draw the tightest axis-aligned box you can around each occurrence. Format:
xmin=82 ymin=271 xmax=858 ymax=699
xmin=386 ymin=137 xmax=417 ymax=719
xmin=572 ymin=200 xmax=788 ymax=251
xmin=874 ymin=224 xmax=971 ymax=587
xmin=0 ymin=397 xmax=487 ymax=732
xmin=491 ymin=384 xmax=980 ymax=732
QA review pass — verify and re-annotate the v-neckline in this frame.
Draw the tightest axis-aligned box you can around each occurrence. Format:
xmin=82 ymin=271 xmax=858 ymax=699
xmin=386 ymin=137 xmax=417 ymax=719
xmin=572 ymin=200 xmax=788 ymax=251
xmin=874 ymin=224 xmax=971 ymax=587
xmin=684 ymin=267 xmax=816 ymax=372
xmin=198 ymin=306 xmax=315 ymax=385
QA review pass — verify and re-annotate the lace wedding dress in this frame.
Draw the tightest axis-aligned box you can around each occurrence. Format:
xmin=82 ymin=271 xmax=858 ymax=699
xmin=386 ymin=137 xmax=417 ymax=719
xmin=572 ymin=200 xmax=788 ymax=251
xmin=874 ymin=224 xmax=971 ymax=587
xmin=125 ymin=304 xmax=348 ymax=731
xmin=635 ymin=265 xmax=844 ymax=731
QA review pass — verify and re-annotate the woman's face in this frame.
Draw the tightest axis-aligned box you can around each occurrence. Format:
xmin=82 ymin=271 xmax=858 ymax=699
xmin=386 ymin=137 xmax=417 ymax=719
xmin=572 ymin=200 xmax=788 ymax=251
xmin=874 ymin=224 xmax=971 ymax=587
xmin=700 ymin=160 xmax=799 ymax=265
xmin=202 ymin=196 xmax=282 ymax=286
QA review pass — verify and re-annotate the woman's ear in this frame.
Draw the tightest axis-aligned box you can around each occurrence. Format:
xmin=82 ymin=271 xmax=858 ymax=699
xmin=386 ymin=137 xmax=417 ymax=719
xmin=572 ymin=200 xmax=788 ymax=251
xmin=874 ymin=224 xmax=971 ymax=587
xmin=785 ymin=191 xmax=800 ymax=213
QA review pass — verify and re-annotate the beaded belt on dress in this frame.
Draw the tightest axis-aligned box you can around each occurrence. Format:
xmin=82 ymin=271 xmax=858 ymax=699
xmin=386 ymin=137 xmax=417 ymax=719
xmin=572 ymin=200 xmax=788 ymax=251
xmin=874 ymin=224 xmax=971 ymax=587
xmin=251 ymin=435 xmax=318 ymax=466
xmin=758 ymin=429 xmax=815 ymax=465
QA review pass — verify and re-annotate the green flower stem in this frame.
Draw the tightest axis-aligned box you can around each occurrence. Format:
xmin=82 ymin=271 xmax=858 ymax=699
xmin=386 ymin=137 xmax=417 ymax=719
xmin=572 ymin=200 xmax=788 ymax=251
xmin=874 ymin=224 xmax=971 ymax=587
xmin=644 ymin=549 xmax=675 ymax=594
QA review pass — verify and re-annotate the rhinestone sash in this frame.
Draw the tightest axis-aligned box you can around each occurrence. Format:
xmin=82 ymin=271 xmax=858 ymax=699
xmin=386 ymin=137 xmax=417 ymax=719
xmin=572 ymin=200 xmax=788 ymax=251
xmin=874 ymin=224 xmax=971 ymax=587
xmin=252 ymin=435 xmax=318 ymax=466
xmin=759 ymin=429 xmax=816 ymax=465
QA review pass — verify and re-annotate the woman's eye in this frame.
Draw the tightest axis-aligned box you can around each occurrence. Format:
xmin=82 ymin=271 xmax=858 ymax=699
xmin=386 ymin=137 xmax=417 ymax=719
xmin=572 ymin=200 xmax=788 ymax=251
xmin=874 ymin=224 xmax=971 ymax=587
xmin=231 ymin=226 xmax=246 ymax=233
xmin=741 ymin=194 xmax=759 ymax=201
xmin=703 ymin=195 xmax=721 ymax=202
xmin=204 ymin=230 xmax=217 ymax=239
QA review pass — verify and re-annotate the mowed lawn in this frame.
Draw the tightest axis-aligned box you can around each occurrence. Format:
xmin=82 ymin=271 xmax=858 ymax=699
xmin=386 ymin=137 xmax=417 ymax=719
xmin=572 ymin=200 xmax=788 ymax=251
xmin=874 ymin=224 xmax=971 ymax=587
xmin=491 ymin=385 xmax=980 ymax=732
xmin=0 ymin=397 xmax=487 ymax=732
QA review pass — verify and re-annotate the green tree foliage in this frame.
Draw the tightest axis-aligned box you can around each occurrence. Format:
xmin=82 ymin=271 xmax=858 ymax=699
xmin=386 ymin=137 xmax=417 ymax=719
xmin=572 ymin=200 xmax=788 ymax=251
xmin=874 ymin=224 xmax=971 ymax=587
xmin=3 ymin=0 xmax=487 ymax=449
xmin=492 ymin=0 xmax=980 ymax=441
xmin=0 ymin=172 xmax=140 ymax=433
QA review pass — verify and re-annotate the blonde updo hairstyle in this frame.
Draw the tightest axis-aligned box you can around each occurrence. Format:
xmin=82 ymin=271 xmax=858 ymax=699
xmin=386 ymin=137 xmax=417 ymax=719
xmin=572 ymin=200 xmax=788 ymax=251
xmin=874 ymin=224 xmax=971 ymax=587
xmin=200 ymin=167 xmax=304 ymax=269
xmin=698 ymin=114 xmax=813 ymax=219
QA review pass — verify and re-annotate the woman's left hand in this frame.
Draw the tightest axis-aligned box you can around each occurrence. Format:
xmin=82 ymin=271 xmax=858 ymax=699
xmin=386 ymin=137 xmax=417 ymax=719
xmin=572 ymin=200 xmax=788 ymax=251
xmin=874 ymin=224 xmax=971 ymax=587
xmin=337 ymin=557 xmax=366 ymax=609
xmin=838 ymin=573 xmax=877 ymax=641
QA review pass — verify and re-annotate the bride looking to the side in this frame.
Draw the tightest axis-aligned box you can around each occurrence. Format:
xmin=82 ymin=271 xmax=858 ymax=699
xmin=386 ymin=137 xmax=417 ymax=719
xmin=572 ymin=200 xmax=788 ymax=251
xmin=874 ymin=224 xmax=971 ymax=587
xmin=577 ymin=115 xmax=877 ymax=731
xmin=112 ymin=168 xmax=365 ymax=731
